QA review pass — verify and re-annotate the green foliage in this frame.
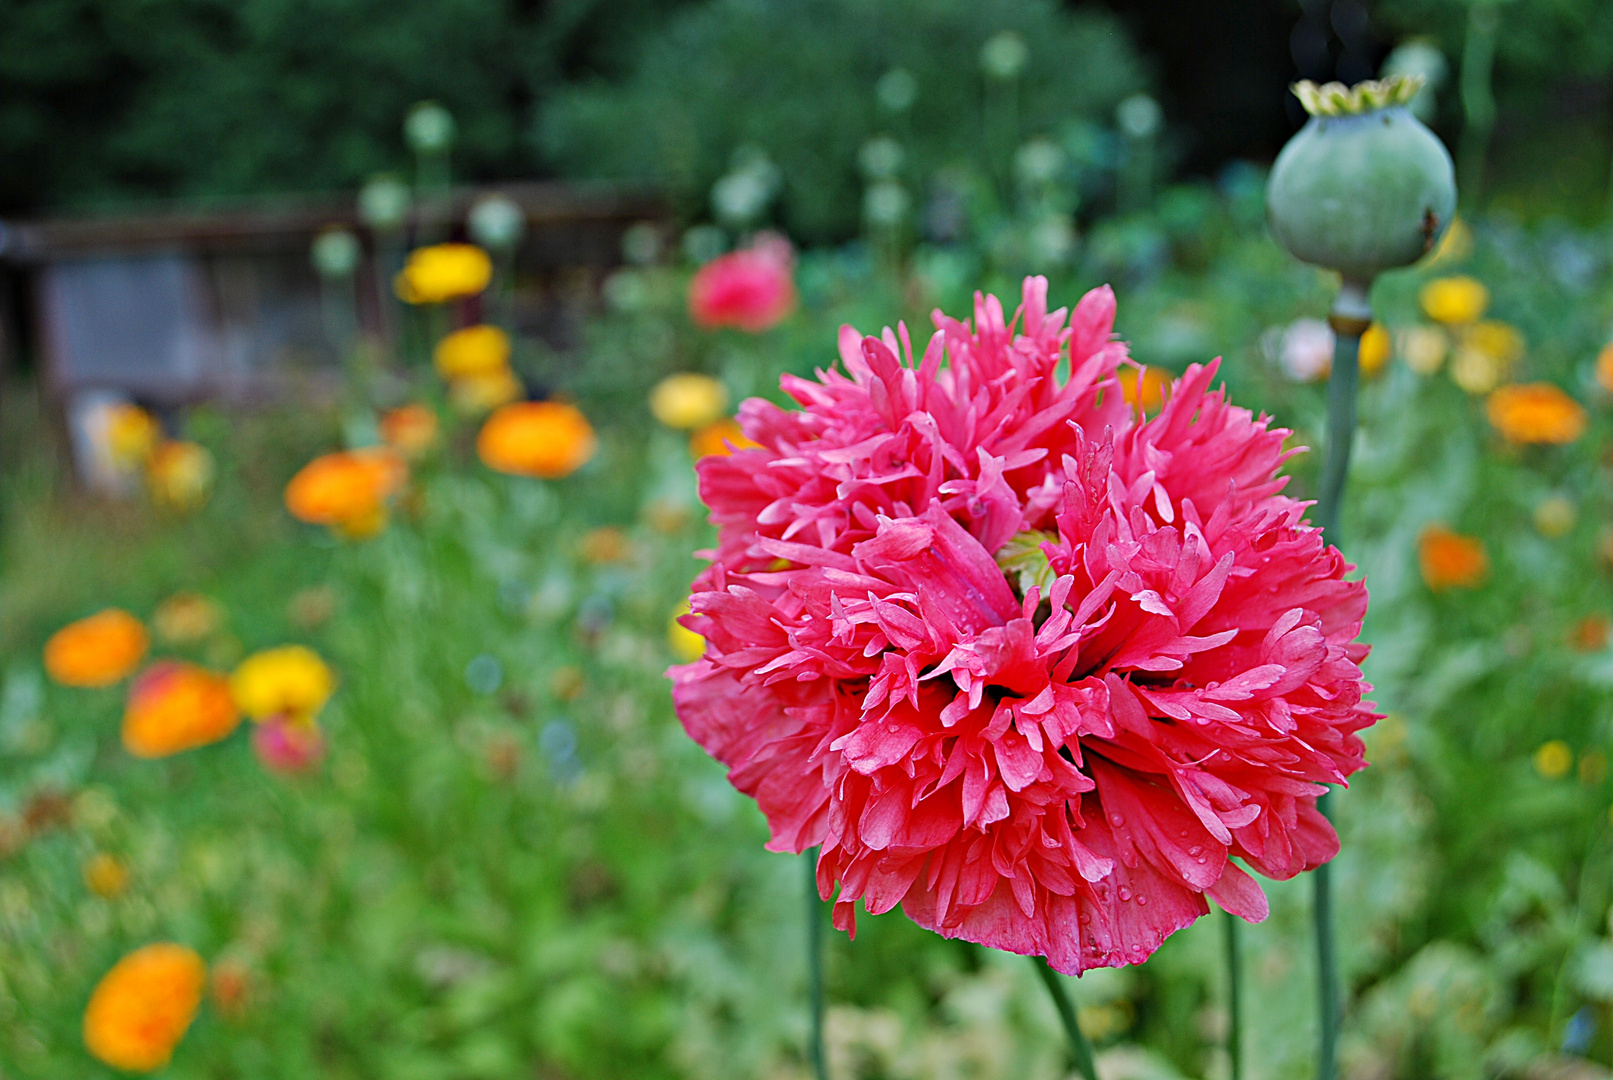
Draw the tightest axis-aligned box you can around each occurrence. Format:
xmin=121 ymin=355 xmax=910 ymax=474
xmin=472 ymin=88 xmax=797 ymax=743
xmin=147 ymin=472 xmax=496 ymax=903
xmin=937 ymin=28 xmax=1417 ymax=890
xmin=0 ymin=0 xmax=694 ymax=213
xmin=537 ymin=0 xmax=1147 ymax=244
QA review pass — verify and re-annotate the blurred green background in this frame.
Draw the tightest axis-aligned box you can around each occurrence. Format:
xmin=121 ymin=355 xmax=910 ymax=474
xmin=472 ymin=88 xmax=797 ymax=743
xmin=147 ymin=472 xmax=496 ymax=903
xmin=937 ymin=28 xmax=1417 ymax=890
xmin=5 ymin=2 xmax=1613 ymax=1079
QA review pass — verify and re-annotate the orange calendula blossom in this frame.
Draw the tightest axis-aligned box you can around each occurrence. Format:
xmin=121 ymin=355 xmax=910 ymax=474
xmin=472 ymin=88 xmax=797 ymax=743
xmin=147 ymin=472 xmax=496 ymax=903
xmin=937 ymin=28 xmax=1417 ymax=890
xmin=122 ymin=661 xmax=241 ymax=758
xmin=433 ymin=325 xmax=511 ymax=380
xmin=395 ymin=243 xmax=493 ymax=304
xmin=477 ymin=401 xmax=597 ymax=478
xmin=44 ymin=609 xmax=149 ymax=687
xmin=230 ymin=645 xmax=335 ymax=722
xmin=1596 ymin=343 xmax=1613 ymax=394
xmin=1485 ymin=383 xmax=1587 ymax=445
xmin=1418 ymin=525 xmax=1488 ymax=591
xmin=84 ymin=943 xmax=206 ymax=1072
xmin=689 ymin=418 xmax=761 ymax=459
xmin=1117 ymin=365 xmax=1171 ymax=413
xmin=379 ymin=404 xmax=439 ymax=459
xmin=283 ymin=447 xmax=407 ymax=538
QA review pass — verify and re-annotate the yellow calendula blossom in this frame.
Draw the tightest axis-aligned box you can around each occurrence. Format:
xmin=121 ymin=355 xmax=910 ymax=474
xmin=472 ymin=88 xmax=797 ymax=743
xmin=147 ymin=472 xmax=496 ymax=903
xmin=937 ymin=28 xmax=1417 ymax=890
xmin=106 ymin=404 xmax=161 ymax=471
xmin=1534 ymin=740 xmax=1573 ymax=780
xmin=1419 ymin=276 xmax=1489 ymax=325
xmin=1596 ymin=342 xmax=1613 ymax=394
xmin=230 ymin=645 xmax=336 ymax=722
xmin=145 ymin=440 xmax=215 ymax=510
xmin=395 ymin=243 xmax=493 ymax=304
xmin=434 ymin=325 xmax=511 ymax=380
xmin=650 ymin=373 xmax=730 ymax=430
xmin=83 ymin=943 xmax=206 ymax=1072
xmin=1400 ymin=326 xmax=1448 ymax=375
xmin=1358 ymin=322 xmax=1391 ymax=377
xmin=668 ymin=600 xmax=705 ymax=662
xmin=448 ymin=367 xmax=523 ymax=415
xmin=83 ymin=852 xmax=131 ymax=898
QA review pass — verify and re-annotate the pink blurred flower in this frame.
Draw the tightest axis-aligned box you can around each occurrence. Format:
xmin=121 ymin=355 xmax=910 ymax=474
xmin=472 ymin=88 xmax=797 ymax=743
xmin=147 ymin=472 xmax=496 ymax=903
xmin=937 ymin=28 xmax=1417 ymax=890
xmin=669 ymin=277 xmax=1375 ymax=975
xmin=688 ymin=234 xmax=797 ymax=332
xmin=251 ymin=715 xmax=325 ymax=775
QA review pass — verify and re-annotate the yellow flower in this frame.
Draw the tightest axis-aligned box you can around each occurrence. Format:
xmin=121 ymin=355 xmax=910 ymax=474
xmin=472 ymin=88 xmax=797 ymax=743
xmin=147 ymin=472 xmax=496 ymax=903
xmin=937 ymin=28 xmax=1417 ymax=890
xmin=1419 ymin=276 xmax=1489 ymax=325
xmin=283 ymin=448 xmax=407 ymax=537
xmin=1117 ymin=365 xmax=1172 ymax=413
xmin=395 ymin=243 xmax=492 ymax=304
xmin=669 ymin=600 xmax=705 ymax=662
xmin=448 ymin=368 xmax=523 ymax=415
xmin=1533 ymin=495 xmax=1577 ymax=538
xmin=1427 ymin=216 xmax=1473 ymax=265
xmin=1400 ymin=326 xmax=1448 ymax=375
xmin=153 ymin=593 xmax=222 ymax=645
xmin=106 ymin=404 xmax=160 ymax=471
xmin=434 ymin=325 xmax=511 ymax=380
xmin=44 ymin=609 xmax=149 ymax=688
xmin=1486 ymin=384 xmax=1586 ymax=445
xmin=1534 ymin=740 xmax=1573 ymax=780
xmin=1450 ymin=347 xmax=1504 ymax=395
xmin=379 ymin=404 xmax=439 ymax=459
xmin=83 ymin=852 xmax=130 ymax=898
xmin=122 ymin=661 xmax=241 ymax=759
xmin=689 ymin=418 xmax=761 ymax=459
xmin=650 ymin=373 xmax=729 ymax=430
xmin=1464 ymin=321 xmax=1525 ymax=366
xmin=1358 ymin=322 xmax=1391 ymax=378
xmin=477 ymin=401 xmax=597 ymax=479
xmin=83 ymin=943 xmax=206 ymax=1072
xmin=230 ymin=645 xmax=335 ymax=722
xmin=1418 ymin=525 xmax=1487 ymax=591
xmin=145 ymin=440 xmax=215 ymax=510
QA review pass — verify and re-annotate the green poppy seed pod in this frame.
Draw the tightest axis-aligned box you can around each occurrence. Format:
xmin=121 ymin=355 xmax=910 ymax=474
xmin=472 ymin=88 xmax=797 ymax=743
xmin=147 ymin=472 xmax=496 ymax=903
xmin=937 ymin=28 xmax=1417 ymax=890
xmin=1266 ymin=76 xmax=1455 ymax=283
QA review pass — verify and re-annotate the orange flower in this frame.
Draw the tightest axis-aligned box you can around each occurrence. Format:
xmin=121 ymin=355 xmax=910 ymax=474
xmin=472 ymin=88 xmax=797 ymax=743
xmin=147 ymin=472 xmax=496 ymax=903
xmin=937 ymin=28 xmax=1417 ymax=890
xmin=689 ymin=418 xmax=761 ymax=458
xmin=122 ymin=661 xmax=241 ymax=758
xmin=1486 ymin=383 xmax=1587 ymax=445
xmin=1597 ymin=343 xmax=1613 ymax=394
xmin=434 ymin=325 xmax=510 ymax=379
xmin=83 ymin=943 xmax=206 ymax=1072
xmin=1117 ymin=365 xmax=1171 ymax=413
xmin=283 ymin=448 xmax=407 ymax=535
xmin=477 ymin=401 xmax=597 ymax=479
xmin=379 ymin=404 xmax=439 ymax=459
xmin=1570 ymin=615 xmax=1611 ymax=653
xmin=146 ymin=440 xmax=215 ymax=510
xmin=1418 ymin=525 xmax=1488 ymax=591
xmin=44 ymin=610 xmax=149 ymax=687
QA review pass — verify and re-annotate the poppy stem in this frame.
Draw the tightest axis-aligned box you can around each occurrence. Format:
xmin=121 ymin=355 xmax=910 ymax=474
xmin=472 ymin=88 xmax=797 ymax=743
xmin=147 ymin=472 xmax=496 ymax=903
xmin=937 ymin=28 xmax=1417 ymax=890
xmin=1032 ymin=957 xmax=1099 ymax=1080
xmin=1311 ymin=277 xmax=1371 ymax=1080
xmin=1223 ymin=910 xmax=1244 ymax=1080
xmin=805 ymin=847 xmax=828 ymax=1080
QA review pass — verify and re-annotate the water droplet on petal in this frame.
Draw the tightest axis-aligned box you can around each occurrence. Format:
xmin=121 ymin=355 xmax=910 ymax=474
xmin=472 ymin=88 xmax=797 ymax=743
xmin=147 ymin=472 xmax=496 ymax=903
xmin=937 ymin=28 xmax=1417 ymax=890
xmin=1118 ymin=886 xmax=1132 ymax=901
xmin=1109 ymin=813 xmax=1124 ymax=827
xmin=1135 ymin=894 xmax=1148 ymax=906
xmin=1187 ymin=845 xmax=1203 ymax=857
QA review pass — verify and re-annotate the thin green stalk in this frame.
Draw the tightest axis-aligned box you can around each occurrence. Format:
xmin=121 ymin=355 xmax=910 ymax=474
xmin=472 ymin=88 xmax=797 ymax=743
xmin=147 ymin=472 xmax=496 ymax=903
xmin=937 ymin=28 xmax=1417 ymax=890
xmin=1032 ymin=957 xmax=1098 ymax=1080
xmin=1223 ymin=910 xmax=1243 ymax=1080
xmin=1312 ymin=277 xmax=1371 ymax=1080
xmin=805 ymin=847 xmax=827 ymax=1080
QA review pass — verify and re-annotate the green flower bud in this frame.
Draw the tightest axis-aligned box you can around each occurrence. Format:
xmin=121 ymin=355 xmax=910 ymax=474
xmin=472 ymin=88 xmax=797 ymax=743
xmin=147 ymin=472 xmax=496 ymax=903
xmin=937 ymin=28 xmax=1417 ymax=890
xmin=1266 ymin=76 xmax=1455 ymax=283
